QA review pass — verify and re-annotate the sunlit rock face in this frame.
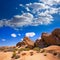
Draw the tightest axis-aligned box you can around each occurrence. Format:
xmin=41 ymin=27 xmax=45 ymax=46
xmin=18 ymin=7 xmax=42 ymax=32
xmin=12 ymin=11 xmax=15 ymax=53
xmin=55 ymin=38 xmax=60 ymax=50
xmin=16 ymin=28 xmax=60 ymax=49
xmin=34 ymin=39 xmax=46 ymax=48
xmin=41 ymin=28 xmax=60 ymax=45
xmin=16 ymin=37 xmax=34 ymax=49
xmin=34 ymin=28 xmax=60 ymax=48
xmin=52 ymin=28 xmax=60 ymax=41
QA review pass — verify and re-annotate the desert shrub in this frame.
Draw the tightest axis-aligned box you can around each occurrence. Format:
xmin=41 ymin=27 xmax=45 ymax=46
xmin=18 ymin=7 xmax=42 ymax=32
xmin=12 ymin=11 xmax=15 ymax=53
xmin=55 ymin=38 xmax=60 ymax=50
xmin=40 ymin=49 xmax=45 ymax=53
xmin=14 ymin=55 xmax=20 ymax=59
xmin=11 ymin=51 xmax=20 ymax=59
xmin=44 ymin=53 xmax=47 ymax=56
xmin=4 ymin=48 xmax=18 ymax=52
xmin=12 ymin=54 xmax=20 ymax=59
xmin=18 ymin=48 xmax=25 ymax=52
xmin=33 ymin=47 xmax=40 ymax=52
xmin=22 ymin=53 xmax=26 ymax=56
xmin=3 ymin=49 xmax=7 ymax=52
xmin=0 ymin=47 xmax=18 ymax=52
xmin=24 ymin=48 xmax=30 ymax=51
xmin=18 ymin=48 xmax=30 ymax=54
xmin=0 ymin=47 xmax=5 ymax=51
xmin=18 ymin=48 xmax=30 ymax=52
xmin=18 ymin=50 xmax=21 ymax=54
xmin=30 ymin=52 xmax=33 ymax=56
xmin=53 ymin=52 xmax=57 ymax=56
xmin=18 ymin=48 xmax=25 ymax=54
xmin=13 ymin=48 xmax=18 ymax=51
xmin=15 ymin=48 xmax=18 ymax=51
xmin=12 ymin=48 xmax=18 ymax=53
xmin=11 ymin=51 xmax=16 ymax=58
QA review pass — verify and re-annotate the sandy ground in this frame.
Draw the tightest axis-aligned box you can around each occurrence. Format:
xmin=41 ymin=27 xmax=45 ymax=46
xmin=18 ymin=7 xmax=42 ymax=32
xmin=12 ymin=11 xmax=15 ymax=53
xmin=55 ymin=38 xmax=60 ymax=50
xmin=0 ymin=52 xmax=13 ymax=60
xmin=0 ymin=46 xmax=60 ymax=60
xmin=0 ymin=51 xmax=59 ymax=60
xmin=19 ymin=50 xmax=60 ymax=60
xmin=44 ymin=45 xmax=60 ymax=52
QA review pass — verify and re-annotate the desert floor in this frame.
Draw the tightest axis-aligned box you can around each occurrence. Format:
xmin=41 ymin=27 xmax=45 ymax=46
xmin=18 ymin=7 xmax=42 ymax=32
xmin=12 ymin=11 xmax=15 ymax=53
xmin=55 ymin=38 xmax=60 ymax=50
xmin=0 ymin=46 xmax=60 ymax=60
xmin=0 ymin=51 xmax=60 ymax=60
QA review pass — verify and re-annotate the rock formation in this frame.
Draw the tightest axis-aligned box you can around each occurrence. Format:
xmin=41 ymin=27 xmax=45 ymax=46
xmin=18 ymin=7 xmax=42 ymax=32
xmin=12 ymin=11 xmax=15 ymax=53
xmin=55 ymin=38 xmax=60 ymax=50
xmin=16 ymin=37 xmax=34 ymax=49
xmin=16 ymin=28 xmax=60 ymax=48
xmin=34 ymin=28 xmax=60 ymax=48
xmin=34 ymin=39 xmax=46 ymax=48
xmin=52 ymin=28 xmax=60 ymax=40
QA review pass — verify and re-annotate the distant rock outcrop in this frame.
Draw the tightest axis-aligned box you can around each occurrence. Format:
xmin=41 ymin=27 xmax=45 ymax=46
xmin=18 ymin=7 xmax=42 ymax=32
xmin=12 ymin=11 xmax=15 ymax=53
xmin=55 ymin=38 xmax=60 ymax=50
xmin=16 ymin=37 xmax=34 ymax=49
xmin=16 ymin=28 xmax=60 ymax=48
xmin=52 ymin=28 xmax=60 ymax=40
xmin=34 ymin=39 xmax=46 ymax=48
xmin=34 ymin=28 xmax=60 ymax=48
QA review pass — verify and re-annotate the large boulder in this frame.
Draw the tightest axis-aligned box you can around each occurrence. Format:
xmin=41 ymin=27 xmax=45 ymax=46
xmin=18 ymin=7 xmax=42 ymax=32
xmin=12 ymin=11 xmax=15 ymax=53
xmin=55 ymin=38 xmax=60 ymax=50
xmin=34 ymin=39 xmax=46 ymax=48
xmin=34 ymin=28 xmax=60 ymax=48
xmin=16 ymin=28 xmax=60 ymax=48
xmin=16 ymin=42 xmax=25 ymax=47
xmin=16 ymin=37 xmax=34 ymax=49
xmin=52 ymin=28 xmax=60 ymax=40
xmin=41 ymin=28 xmax=60 ymax=45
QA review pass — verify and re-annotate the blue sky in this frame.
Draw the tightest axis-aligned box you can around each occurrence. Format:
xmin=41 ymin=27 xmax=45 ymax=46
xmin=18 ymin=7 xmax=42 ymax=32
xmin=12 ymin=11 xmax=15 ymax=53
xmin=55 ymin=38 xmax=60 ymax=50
xmin=0 ymin=0 xmax=60 ymax=46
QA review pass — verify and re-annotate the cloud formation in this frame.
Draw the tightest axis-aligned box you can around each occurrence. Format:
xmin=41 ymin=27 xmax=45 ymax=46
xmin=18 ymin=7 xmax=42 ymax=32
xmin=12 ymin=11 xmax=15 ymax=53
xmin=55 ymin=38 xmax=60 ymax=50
xmin=11 ymin=33 xmax=17 ymax=37
xmin=0 ymin=13 xmax=34 ymax=28
xmin=25 ymin=32 xmax=35 ymax=37
xmin=0 ymin=0 xmax=60 ymax=29
xmin=21 ymin=38 xmax=23 ymax=41
xmin=18 ymin=34 xmax=21 ymax=36
xmin=1 ymin=39 xmax=6 ymax=42
xmin=40 ymin=0 xmax=60 ymax=6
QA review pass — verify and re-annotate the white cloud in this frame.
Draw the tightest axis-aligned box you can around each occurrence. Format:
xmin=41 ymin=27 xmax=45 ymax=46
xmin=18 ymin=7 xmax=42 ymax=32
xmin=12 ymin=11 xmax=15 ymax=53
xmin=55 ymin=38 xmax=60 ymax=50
xmin=0 ymin=0 xmax=60 ymax=29
xmin=16 ymin=7 xmax=18 ymax=10
xmin=40 ymin=0 xmax=60 ymax=6
xmin=21 ymin=38 xmax=23 ymax=41
xmin=25 ymin=7 xmax=30 ymax=11
xmin=25 ymin=32 xmax=35 ymax=37
xmin=0 ymin=12 xmax=53 ymax=28
xmin=26 ymin=2 xmax=50 ymax=13
xmin=34 ymin=15 xmax=53 ymax=25
xmin=0 ymin=20 xmax=4 ymax=27
xmin=6 ymin=13 xmax=34 ymax=28
xmin=11 ymin=33 xmax=17 ymax=37
xmin=19 ymin=4 xmax=23 ymax=7
xmin=18 ymin=34 xmax=21 ymax=36
xmin=1 ymin=39 xmax=6 ymax=42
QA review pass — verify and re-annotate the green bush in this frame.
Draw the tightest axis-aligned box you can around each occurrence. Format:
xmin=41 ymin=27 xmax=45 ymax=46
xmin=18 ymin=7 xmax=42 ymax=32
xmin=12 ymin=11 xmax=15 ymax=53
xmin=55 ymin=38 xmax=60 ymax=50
xmin=11 ymin=51 xmax=20 ymax=59
xmin=33 ymin=47 xmax=40 ymax=51
xmin=11 ymin=51 xmax=16 ymax=58
xmin=40 ymin=49 xmax=45 ymax=53
xmin=18 ymin=48 xmax=25 ymax=52
xmin=14 ymin=55 xmax=20 ymax=59
xmin=24 ymin=48 xmax=30 ymax=51
xmin=18 ymin=48 xmax=30 ymax=52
